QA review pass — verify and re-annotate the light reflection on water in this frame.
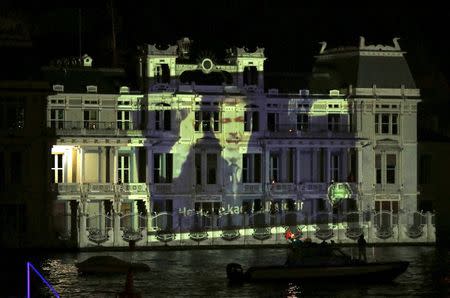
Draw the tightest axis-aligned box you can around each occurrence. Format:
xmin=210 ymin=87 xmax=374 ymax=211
xmin=29 ymin=246 xmax=449 ymax=297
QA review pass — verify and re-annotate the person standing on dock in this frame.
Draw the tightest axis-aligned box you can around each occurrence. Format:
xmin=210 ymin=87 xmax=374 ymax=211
xmin=357 ymin=234 xmax=367 ymax=262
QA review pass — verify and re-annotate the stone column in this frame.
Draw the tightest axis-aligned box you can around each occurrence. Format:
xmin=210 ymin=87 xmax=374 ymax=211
xmin=326 ymin=148 xmax=331 ymax=183
xmin=312 ymin=148 xmax=319 ymax=182
xmin=357 ymin=147 xmax=363 ymax=184
xmin=296 ymin=147 xmax=301 ymax=184
xmin=78 ymin=199 xmax=87 ymax=248
xmin=132 ymin=147 xmax=138 ymax=183
xmin=281 ymin=148 xmax=287 ymax=182
xmin=111 ymin=147 xmax=118 ymax=184
xmin=342 ymin=148 xmax=348 ymax=181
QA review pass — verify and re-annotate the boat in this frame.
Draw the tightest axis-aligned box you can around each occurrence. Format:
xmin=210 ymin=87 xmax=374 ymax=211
xmin=226 ymin=242 xmax=409 ymax=282
xmin=76 ymin=256 xmax=150 ymax=274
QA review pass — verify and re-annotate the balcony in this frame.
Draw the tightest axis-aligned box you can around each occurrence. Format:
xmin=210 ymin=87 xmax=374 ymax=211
xmin=299 ymin=182 xmax=328 ymax=194
xmin=53 ymin=183 xmax=148 ymax=200
xmin=47 ymin=121 xmax=142 ymax=136
xmin=241 ymin=183 xmax=263 ymax=193
xmin=267 ymin=183 xmax=297 ymax=194
xmin=264 ymin=124 xmax=354 ymax=138
xmin=152 ymin=183 xmax=173 ymax=194
xmin=53 ymin=183 xmax=81 ymax=199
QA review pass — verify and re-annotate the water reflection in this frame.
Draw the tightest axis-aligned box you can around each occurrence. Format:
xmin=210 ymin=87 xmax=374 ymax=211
xmin=6 ymin=246 xmax=447 ymax=297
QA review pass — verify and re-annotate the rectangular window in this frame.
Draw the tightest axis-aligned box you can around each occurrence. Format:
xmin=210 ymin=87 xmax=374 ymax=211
xmin=269 ymin=153 xmax=279 ymax=182
xmin=375 ymin=154 xmax=382 ymax=184
xmin=118 ymin=154 xmax=130 ymax=183
xmin=375 ymin=201 xmax=399 ymax=213
xmin=117 ymin=111 xmax=131 ymax=130
xmin=195 ymin=111 xmax=220 ymax=132
xmin=153 ymin=153 xmax=173 ymax=183
xmin=195 ymin=153 xmax=202 ymax=185
xmin=242 ymin=154 xmax=261 ymax=183
xmin=386 ymin=154 xmax=396 ymax=184
xmin=10 ymin=151 xmax=23 ymax=184
xmin=50 ymin=109 xmax=64 ymax=129
xmin=206 ymin=153 xmax=217 ymax=184
xmin=296 ymin=113 xmax=308 ymax=131
xmin=328 ymin=114 xmax=340 ymax=132
xmin=244 ymin=111 xmax=259 ymax=132
xmin=267 ymin=113 xmax=279 ymax=132
xmin=381 ymin=114 xmax=389 ymax=133
xmin=392 ymin=114 xmax=398 ymax=135
xmin=331 ymin=154 xmax=340 ymax=182
xmin=52 ymin=153 xmax=64 ymax=183
xmin=155 ymin=110 xmax=171 ymax=131
xmin=376 ymin=113 xmax=399 ymax=135
xmin=83 ymin=110 xmax=98 ymax=129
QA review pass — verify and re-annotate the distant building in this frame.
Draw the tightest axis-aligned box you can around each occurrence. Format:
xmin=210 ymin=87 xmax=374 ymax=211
xmin=47 ymin=37 xmax=426 ymax=247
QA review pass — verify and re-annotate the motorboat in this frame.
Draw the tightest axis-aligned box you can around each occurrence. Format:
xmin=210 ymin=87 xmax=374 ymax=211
xmin=76 ymin=256 xmax=150 ymax=274
xmin=226 ymin=242 xmax=409 ymax=282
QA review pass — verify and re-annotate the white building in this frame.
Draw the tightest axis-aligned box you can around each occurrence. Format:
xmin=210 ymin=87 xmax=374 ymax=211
xmin=48 ymin=38 xmax=431 ymax=247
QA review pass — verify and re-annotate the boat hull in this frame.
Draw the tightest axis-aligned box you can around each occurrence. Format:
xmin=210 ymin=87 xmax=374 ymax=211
xmin=242 ymin=261 xmax=409 ymax=282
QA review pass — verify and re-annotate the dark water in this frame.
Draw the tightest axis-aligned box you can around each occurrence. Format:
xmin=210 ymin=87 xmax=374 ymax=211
xmin=2 ymin=246 xmax=449 ymax=297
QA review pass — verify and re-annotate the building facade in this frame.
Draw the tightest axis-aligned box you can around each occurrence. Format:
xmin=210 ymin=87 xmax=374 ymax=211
xmin=48 ymin=37 xmax=433 ymax=247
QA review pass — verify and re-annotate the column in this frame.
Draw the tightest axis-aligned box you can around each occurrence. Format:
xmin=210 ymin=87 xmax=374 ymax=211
xmin=79 ymin=147 xmax=84 ymax=183
xmin=326 ymin=147 xmax=331 ymax=183
xmin=78 ymin=200 xmax=87 ymax=248
xmin=312 ymin=148 xmax=319 ymax=182
xmin=113 ymin=198 xmax=122 ymax=246
xmin=264 ymin=147 xmax=270 ymax=184
xmin=257 ymin=65 xmax=264 ymax=90
xmin=296 ymin=147 xmax=301 ymax=184
xmin=357 ymin=147 xmax=363 ymax=184
xmin=146 ymin=147 xmax=152 ymax=184
xmin=98 ymin=146 xmax=104 ymax=182
xmin=111 ymin=147 xmax=118 ymax=184
xmin=132 ymin=147 xmax=138 ymax=183
xmin=281 ymin=148 xmax=287 ymax=183
xmin=342 ymin=148 xmax=348 ymax=181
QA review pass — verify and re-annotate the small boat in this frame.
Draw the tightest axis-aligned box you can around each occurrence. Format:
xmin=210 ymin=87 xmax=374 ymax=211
xmin=226 ymin=242 xmax=409 ymax=282
xmin=227 ymin=261 xmax=409 ymax=282
xmin=76 ymin=256 xmax=150 ymax=274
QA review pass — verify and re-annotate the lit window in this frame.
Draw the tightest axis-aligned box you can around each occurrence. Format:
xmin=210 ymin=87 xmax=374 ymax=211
xmin=117 ymin=111 xmax=132 ymax=130
xmin=118 ymin=154 xmax=130 ymax=183
xmin=52 ymin=153 xmax=64 ymax=183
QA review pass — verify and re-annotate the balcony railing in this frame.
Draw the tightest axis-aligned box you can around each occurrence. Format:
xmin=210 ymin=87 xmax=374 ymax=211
xmin=299 ymin=182 xmax=328 ymax=193
xmin=47 ymin=121 xmax=140 ymax=131
xmin=242 ymin=183 xmax=263 ymax=193
xmin=265 ymin=124 xmax=354 ymax=138
xmin=267 ymin=183 xmax=297 ymax=193
xmin=53 ymin=183 xmax=148 ymax=198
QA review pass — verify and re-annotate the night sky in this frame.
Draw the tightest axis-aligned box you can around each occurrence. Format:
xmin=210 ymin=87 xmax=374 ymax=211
xmin=1 ymin=2 xmax=450 ymax=84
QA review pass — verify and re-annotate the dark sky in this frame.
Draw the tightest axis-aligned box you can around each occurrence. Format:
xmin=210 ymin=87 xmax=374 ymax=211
xmin=2 ymin=2 xmax=450 ymax=82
